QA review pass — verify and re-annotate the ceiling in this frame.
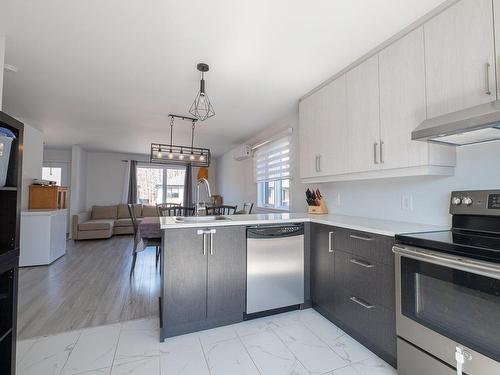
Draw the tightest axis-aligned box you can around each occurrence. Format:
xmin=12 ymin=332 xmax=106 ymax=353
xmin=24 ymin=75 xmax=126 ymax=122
xmin=0 ymin=0 xmax=445 ymax=156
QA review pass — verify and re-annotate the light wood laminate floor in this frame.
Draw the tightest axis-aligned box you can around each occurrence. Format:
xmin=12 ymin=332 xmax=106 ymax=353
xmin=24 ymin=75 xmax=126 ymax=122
xmin=17 ymin=235 xmax=160 ymax=339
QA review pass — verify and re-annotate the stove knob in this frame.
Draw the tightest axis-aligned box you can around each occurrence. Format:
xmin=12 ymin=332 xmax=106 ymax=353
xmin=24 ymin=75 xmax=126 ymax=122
xmin=462 ymin=197 xmax=473 ymax=206
xmin=451 ymin=197 xmax=462 ymax=206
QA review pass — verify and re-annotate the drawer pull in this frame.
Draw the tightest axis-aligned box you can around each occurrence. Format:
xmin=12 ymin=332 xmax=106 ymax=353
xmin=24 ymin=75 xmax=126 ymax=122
xmin=328 ymin=231 xmax=334 ymax=253
xmin=350 ymin=258 xmax=374 ymax=268
xmin=350 ymin=296 xmax=375 ymax=309
xmin=350 ymin=234 xmax=373 ymax=241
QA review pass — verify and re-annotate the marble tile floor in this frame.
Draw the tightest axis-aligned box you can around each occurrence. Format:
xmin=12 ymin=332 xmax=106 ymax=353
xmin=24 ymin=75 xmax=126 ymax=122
xmin=16 ymin=308 xmax=397 ymax=375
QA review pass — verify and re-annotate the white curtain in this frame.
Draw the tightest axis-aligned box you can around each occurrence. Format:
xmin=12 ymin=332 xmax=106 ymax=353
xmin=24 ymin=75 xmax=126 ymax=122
xmin=121 ymin=160 xmax=131 ymax=204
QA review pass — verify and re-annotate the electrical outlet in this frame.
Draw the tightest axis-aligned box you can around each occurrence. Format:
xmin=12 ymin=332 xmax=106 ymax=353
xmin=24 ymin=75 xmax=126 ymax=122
xmin=401 ymin=194 xmax=413 ymax=211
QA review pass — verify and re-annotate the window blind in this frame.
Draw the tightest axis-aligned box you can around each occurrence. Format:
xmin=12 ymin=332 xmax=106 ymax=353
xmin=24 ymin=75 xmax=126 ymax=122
xmin=254 ymin=136 xmax=292 ymax=183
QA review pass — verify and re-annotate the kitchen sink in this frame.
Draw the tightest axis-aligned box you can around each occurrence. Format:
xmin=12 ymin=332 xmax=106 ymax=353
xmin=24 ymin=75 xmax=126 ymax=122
xmin=174 ymin=216 xmax=231 ymax=223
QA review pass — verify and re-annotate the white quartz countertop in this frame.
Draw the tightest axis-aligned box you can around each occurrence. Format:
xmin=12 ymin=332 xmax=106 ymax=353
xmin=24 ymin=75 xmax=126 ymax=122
xmin=160 ymin=213 xmax=447 ymax=237
xmin=21 ymin=209 xmax=68 ymax=216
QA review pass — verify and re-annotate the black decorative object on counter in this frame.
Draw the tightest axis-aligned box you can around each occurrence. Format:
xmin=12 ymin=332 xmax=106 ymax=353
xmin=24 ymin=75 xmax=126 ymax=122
xmin=0 ymin=111 xmax=23 ymax=375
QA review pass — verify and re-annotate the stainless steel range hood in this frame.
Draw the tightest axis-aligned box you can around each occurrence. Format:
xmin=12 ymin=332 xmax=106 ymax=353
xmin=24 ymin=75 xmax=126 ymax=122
xmin=412 ymin=100 xmax=500 ymax=146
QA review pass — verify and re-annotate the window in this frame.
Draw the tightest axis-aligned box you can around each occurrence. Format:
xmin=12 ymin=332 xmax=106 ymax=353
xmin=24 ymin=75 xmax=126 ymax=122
xmin=136 ymin=165 xmax=185 ymax=205
xmin=42 ymin=167 xmax=62 ymax=186
xmin=255 ymin=135 xmax=292 ymax=210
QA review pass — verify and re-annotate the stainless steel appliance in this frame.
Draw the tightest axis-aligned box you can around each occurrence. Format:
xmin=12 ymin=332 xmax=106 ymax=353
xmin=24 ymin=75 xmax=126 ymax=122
xmin=412 ymin=99 xmax=500 ymax=145
xmin=394 ymin=190 xmax=500 ymax=375
xmin=246 ymin=224 xmax=304 ymax=315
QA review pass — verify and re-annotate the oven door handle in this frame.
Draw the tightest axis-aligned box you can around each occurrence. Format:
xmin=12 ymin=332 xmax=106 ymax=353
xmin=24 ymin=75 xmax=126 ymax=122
xmin=393 ymin=245 xmax=500 ymax=279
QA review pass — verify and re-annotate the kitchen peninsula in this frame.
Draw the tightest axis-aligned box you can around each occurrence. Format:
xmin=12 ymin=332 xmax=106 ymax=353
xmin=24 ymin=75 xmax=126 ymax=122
xmin=159 ymin=213 xmax=445 ymax=366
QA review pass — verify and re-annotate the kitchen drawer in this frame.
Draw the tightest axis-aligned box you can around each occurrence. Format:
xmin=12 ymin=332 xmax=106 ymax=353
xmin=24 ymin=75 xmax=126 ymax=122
xmin=337 ymin=229 xmax=394 ymax=266
xmin=335 ymin=288 xmax=396 ymax=364
xmin=335 ymin=250 xmax=395 ymax=310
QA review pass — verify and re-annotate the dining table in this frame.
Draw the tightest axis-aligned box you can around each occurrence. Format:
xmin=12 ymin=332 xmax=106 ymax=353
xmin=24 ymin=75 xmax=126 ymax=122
xmin=139 ymin=216 xmax=162 ymax=241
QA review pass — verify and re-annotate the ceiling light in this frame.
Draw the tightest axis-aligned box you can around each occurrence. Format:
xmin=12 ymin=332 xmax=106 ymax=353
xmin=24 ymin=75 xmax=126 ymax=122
xmin=150 ymin=114 xmax=211 ymax=167
xmin=189 ymin=63 xmax=215 ymax=121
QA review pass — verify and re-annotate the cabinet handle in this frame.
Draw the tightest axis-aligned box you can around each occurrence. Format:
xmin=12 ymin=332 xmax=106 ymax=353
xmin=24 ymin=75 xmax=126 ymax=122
xmin=380 ymin=141 xmax=384 ymax=164
xmin=197 ymin=229 xmax=211 ymax=256
xmin=349 ymin=234 xmax=373 ymax=241
xmin=373 ymin=142 xmax=379 ymax=164
xmin=485 ymin=62 xmax=492 ymax=95
xmin=350 ymin=296 xmax=375 ymax=309
xmin=317 ymin=155 xmax=322 ymax=172
xmin=315 ymin=155 xmax=319 ymax=172
xmin=328 ymin=231 xmax=334 ymax=253
xmin=350 ymin=258 xmax=374 ymax=268
xmin=209 ymin=229 xmax=216 ymax=255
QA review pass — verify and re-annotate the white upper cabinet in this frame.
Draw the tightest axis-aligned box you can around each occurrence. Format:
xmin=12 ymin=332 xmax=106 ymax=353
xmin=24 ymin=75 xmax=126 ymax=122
xmin=346 ymin=55 xmax=380 ymax=173
xmin=299 ymin=75 xmax=347 ymax=179
xmin=379 ymin=27 xmax=428 ymax=169
xmin=299 ymin=94 xmax=317 ymax=179
xmin=493 ymin=0 xmax=500 ymax=98
xmin=424 ymin=0 xmax=496 ymax=118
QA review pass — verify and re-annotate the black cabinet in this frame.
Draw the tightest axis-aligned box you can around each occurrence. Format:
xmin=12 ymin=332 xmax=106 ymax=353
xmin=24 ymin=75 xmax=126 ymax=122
xmin=161 ymin=226 xmax=246 ymax=339
xmin=310 ymin=224 xmax=335 ymax=315
xmin=310 ymin=223 xmax=397 ymax=367
xmin=0 ymin=112 xmax=23 ymax=375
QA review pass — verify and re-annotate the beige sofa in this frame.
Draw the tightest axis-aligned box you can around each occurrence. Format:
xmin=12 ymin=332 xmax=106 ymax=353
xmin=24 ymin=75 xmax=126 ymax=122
xmin=72 ymin=204 xmax=159 ymax=240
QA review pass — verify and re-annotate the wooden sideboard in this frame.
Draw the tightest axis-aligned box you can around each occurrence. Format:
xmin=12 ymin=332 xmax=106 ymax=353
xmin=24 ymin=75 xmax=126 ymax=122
xmin=29 ymin=185 xmax=68 ymax=210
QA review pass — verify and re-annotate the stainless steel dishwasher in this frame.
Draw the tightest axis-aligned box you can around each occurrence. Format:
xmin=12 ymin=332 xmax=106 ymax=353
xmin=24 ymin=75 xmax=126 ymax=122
xmin=246 ymin=224 xmax=304 ymax=315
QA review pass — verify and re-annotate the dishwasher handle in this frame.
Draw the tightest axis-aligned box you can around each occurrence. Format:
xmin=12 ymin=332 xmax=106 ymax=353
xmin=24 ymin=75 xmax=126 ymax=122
xmin=247 ymin=224 xmax=304 ymax=239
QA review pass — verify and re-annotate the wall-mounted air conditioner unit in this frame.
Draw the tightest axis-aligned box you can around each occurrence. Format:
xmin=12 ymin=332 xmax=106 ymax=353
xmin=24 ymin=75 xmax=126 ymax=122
xmin=233 ymin=144 xmax=252 ymax=161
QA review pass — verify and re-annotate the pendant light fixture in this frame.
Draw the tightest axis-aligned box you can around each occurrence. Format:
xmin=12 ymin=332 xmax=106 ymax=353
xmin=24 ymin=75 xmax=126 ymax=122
xmin=150 ymin=114 xmax=211 ymax=167
xmin=189 ymin=63 xmax=215 ymax=121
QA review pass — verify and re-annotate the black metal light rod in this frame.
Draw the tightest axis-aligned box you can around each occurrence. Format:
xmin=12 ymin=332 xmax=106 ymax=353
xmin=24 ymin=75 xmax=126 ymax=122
xmin=168 ymin=114 xmax=198 ymax=122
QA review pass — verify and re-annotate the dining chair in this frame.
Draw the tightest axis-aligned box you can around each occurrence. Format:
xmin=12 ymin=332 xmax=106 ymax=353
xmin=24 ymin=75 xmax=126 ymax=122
xmin=157 ymin=205 xmax=195 ymax=217
xmin=128 ymin=204 xmax=161 ymax=274
xmin=205 ymin=205 xmax=238 ymax=215
xmin=242 ymin=202 xmax=254 ymax=214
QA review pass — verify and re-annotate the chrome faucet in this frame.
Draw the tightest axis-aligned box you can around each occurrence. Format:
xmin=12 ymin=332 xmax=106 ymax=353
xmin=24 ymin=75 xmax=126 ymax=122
xmin=195 ymin=178 xmax=212 ymax=216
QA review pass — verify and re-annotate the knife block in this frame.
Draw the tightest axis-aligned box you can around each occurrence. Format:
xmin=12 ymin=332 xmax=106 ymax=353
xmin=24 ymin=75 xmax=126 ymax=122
xmin=308 ymin=198 xmax=328 ymax=214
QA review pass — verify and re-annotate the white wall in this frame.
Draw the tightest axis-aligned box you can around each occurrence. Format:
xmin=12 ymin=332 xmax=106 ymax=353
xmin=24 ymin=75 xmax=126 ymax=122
xmin=43 ymin=147 xmax=72 ymax=163
xmin=21 ymin=124 xmax=44 ymax=209
xmin=0 ymin=34 xmax=5 ymax=110
xmin=85 ymin=150 xmax=217 ymax=210
xmin=216 ymin=111 xmax=306 ymax=213
xmin=70 ymin=145 xmax=87 ymax=217
xmin=86 ymin=151 xmax=148 ymax=209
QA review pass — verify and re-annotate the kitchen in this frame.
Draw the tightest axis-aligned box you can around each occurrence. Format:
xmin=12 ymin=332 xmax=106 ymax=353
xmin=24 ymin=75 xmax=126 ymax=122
xmin=1 ymin=0 xmax=500 ymax=374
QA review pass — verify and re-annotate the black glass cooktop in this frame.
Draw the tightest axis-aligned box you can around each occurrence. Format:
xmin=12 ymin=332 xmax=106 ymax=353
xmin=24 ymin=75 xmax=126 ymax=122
xmin=396 ymin=229 xmax=500 ymax=263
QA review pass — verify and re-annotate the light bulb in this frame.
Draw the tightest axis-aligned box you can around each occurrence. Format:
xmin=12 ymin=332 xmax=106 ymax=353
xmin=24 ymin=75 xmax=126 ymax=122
xmin=189 ymin=154 xmax=195 ymax=161
xmin=157 ymin=151 xmax=162 ymax=158
xmin=168 ymin=153 xmax=174 ymax=159
xmin=179 ymin=153 xmax=185 ymax=160
xmin=199 ymin=154 xmax=205 ymax=162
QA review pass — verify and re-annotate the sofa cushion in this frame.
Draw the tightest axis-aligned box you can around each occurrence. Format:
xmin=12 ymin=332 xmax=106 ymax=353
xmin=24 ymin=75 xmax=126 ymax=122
xmin=117 ymin=203 xmax=142 ymax=219
xmin=142 ymin=205 xmax=159 ymax=217
xmin=114 ymin=217 xmax=143 ymax=227
xmin=91 ymin=205 xmax=118 ymax=220
xmin=79 ymin=219 xmax=115 ymax=231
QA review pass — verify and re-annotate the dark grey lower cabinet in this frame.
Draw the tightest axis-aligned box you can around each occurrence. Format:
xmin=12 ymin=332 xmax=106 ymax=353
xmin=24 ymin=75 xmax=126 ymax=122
xmin=161 ymin=226 xmax=246 ymax=339
xmin=310 ymin=224 xmax=335 ymax=315
xmin=310 ymin=223 xmax=397 ymax=367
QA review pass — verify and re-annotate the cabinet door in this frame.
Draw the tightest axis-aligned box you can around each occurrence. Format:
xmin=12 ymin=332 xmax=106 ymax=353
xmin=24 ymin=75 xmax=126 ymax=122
xmin=310 ymin=224 xmax=335 ymax=314
xmin=321 ymin=75 xmax=348 ymax=176
xmin=346 ymin=55 xmax=381 ymax=173
xmin=424 ymin=0 xmax=495 ymax=118
xmin=299 ymin=95 xmax=318 ymax=179
xmin=379 ymin=27 xmax=428 ymax=169
xmin=163 ymin=229 xmax=207 ymax=328
xmin=207 ymin=226 xmax=246 ymax=321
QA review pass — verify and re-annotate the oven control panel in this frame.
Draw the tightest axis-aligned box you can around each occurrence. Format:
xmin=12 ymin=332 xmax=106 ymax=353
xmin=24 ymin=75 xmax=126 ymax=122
xmin=450 ymin=190 xmax=500 ymax=216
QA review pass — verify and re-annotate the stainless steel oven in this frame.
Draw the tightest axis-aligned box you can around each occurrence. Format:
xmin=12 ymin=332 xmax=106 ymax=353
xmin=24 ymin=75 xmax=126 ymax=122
xmin=393 ymin=245 xmax=500 ymax=375
xmin=393 ymin=190 xmax=500 ymax=375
